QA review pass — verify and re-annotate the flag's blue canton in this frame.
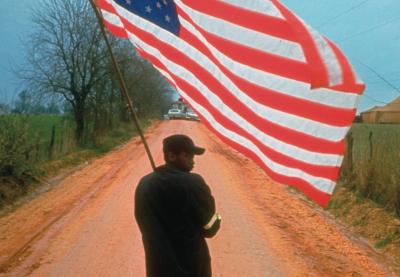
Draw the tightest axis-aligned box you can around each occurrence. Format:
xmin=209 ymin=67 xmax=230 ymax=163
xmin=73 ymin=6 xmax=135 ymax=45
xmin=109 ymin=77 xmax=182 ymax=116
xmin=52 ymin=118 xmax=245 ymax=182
xmin=115 ymin=0 xmax=180 ymax=35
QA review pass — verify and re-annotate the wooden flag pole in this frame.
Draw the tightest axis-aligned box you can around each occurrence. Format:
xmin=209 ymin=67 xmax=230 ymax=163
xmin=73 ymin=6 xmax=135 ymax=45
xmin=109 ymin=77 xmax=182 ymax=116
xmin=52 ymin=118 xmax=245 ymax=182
xmin=89 ymin=0 xmax=156 ymax=171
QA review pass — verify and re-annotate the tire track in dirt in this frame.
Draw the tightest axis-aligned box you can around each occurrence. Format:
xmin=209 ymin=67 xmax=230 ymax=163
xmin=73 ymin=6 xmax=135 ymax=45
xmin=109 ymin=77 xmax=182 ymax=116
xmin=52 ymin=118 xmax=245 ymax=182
xmin=0 ymin=150 xmax=137 ymax=274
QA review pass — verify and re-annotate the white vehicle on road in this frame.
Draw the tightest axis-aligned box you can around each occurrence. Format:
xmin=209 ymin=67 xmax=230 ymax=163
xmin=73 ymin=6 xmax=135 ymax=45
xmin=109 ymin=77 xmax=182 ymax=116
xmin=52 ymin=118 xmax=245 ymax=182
xmin=167 ymin=108 xmax=185 ymax=119
xmin=185 ymin=109 xmax=199 ymax=121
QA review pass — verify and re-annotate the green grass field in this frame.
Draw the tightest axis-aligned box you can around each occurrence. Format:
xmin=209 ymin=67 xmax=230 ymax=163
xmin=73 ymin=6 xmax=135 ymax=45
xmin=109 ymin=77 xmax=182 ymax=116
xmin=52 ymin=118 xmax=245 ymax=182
xmin=349 ymin=123 xmax=400 ymax=161
xmin=0 ymin=114 xmax=75 ymax=160
xmin=23 ymin=115 xmax=75 ymax=161
xmin=24 ymin=115 xmax=67 ymax=138
xmin=1 ymin=114 xmax=143 ymax=163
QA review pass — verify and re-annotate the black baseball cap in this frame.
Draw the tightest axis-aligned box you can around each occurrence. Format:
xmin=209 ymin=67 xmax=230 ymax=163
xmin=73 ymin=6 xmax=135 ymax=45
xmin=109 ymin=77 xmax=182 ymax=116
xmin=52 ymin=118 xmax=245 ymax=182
xmin=163 ymin=134 xmax=205 ymax=155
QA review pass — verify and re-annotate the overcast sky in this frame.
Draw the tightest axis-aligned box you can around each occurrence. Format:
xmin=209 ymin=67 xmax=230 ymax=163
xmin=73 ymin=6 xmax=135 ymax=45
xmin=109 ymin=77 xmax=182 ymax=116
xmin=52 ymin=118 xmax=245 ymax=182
xmin=0 ymin=0 xmax=399 ymax=112
xmin=281 ymin=0 xmax=400 ymax=112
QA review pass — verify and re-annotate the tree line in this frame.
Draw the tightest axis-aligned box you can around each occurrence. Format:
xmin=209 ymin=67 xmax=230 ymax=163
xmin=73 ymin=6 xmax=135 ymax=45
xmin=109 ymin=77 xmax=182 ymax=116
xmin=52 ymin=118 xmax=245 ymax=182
xmin=0 ymin=0 xmax=174 ymax=207
xmin=17 ymin=0 xmax=172 ymax=143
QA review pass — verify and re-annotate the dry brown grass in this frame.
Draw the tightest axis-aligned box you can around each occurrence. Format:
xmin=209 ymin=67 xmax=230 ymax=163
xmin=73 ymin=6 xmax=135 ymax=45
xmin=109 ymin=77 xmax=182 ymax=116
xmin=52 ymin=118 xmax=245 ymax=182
xmin=341 ymin=123 xmax=400 ymax=216
xmin=329 ymin=187 xmax=400 ymax=271
xmin=329 ymin=123 xmax=400 ymax=272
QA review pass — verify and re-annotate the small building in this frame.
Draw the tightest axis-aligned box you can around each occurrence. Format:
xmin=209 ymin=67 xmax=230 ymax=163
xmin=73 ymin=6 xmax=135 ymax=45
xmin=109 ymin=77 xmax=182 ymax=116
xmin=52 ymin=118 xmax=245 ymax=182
xmin=171 ymin=98 xmax=189 ymax=113
xmin=361 ymin=97 xmax=400 ymax=124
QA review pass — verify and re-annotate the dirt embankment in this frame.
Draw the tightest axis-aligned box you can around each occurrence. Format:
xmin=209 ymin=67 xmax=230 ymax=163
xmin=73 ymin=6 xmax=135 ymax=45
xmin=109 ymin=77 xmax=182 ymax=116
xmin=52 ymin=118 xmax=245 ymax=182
xmin=329 ymin=188 xmax=400 ymax=270
xmin=0 ymin=120 xmax=397 ymax=276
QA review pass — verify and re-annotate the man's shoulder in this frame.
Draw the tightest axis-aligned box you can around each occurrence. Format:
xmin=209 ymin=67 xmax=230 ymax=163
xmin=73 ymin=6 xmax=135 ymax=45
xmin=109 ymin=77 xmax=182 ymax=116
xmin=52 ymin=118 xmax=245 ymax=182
xmin=138 ymin=170 xmax=158 ymax=184
xmin=137 ymin=165 xmax=183 ymax=188
xmin=185 ymin=172 xmax=205 ymax=184
xmin=137 ymin=166 xmax=205 ymax=187
xmin=138 ymin=165 xmax=171 ymax=180
xmin=136 ymin=169 xmax=161 ymax=195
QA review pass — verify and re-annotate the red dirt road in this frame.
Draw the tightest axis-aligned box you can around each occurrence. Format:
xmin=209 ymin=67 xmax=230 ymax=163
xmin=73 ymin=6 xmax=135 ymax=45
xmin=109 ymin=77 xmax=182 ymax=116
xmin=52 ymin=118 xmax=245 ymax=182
xmin=0 ymin=121 xmax=395 ymax=276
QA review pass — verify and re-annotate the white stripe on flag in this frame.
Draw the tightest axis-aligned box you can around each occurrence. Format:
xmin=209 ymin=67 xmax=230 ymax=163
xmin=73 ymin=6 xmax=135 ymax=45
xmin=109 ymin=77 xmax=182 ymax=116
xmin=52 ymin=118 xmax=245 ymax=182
xmin=176 ymin=0 xmax=306 ymax=62
xmin=302 ymin=21 xmax=343 ymax=86
xmin=220 ymin=0 xmax=284 ymax=19
xmin=102 ymin=10 xmax=124 ymax=27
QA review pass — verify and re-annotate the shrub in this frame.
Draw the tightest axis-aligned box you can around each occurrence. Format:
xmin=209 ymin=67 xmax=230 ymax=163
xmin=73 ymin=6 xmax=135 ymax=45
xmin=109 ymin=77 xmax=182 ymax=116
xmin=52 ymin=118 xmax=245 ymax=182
xmin=0 ymin=116 xmax=37 ymax=179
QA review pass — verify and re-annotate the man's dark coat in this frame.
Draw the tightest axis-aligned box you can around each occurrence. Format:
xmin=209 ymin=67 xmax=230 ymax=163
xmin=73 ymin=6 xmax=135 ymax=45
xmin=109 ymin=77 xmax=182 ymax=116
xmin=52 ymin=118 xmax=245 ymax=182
xmin=135 ymin=165 xmax=220 ymax=277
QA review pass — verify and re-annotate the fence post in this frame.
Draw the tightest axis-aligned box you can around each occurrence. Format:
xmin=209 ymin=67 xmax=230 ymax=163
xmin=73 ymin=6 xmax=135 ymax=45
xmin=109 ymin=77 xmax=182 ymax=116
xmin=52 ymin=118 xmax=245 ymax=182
xmin=59 ymin=127 xmax=64 ymax=154
xmin=368 ymin=131 xmax=373 ymax=160
xmin=346 ymin=132 xmax=354 ymax=174
xmin=35 ymin=137 xmax=40 ymax=161
xmin=48 ymin=125 xmax=56 ymax=159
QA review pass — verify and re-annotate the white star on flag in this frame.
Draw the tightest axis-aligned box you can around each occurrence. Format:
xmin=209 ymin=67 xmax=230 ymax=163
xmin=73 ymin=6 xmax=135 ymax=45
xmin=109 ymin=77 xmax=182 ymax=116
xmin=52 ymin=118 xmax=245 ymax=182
xmin=156 ymin=2 xmax=162 ymax=9
xmin=165 ymin=15 xmax=170 ymax=22
xmin=145 ymin=5 xmax=152 ymax=13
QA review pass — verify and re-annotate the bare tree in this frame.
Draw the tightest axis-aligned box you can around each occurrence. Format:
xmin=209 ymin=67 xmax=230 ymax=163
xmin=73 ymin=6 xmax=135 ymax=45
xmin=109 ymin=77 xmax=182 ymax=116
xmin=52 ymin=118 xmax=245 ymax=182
xmin=22 ymin=0 xmax=110 ymax=142
xmin=114 ymin=43 xmax=172 ymax=119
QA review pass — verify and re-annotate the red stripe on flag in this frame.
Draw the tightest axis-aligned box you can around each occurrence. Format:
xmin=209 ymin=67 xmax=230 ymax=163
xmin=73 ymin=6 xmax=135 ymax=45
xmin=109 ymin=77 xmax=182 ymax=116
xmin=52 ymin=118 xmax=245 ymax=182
xmin=330 ymin=83 xmax=365 ymax=94
xmin=180 ymin=0 xmax=297 ymax=42
xmin=326 ymin=39 xmax=365 ymax=94
xmin=103 ymin=21 xmax=128 ymax=38
xmin=271 ymin=0 xmax=330 ymax=88
xmin=97 ymin=0 xmax=116 ymax=13
xmin=97 ymin=0 xmax=128 ymax=38
xmin=176 ymin=6 xmax=311 ymax=84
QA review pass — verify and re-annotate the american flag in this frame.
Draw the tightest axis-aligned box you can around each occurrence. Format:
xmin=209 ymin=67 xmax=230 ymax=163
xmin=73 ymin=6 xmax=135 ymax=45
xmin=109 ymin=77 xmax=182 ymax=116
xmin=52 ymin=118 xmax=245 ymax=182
xmin=96 ymin=0 xmax=365 ymax=207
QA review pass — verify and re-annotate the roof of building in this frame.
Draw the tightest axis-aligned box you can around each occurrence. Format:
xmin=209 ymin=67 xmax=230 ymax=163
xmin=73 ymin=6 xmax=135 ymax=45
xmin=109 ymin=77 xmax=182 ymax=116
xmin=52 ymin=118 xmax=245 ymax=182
xmin=362 ymin=96 xmax=400 ymax=113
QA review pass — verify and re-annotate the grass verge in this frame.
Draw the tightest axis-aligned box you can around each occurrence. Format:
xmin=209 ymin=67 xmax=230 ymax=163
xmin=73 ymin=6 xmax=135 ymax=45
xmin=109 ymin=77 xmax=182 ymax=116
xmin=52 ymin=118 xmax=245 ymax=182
xmin=0 ymin=119 xmax=154 ymax=213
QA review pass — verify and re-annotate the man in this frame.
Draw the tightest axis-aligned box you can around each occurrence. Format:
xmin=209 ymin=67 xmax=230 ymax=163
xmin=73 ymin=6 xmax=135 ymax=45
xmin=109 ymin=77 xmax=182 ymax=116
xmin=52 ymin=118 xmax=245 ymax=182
xmin=135 ymin=134 xmax=221 ymax=277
